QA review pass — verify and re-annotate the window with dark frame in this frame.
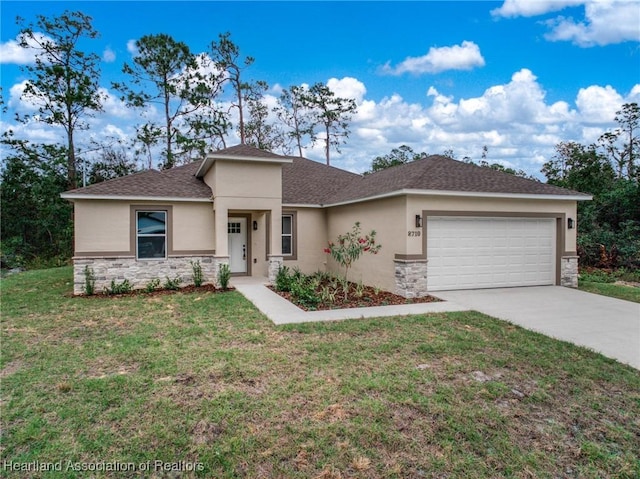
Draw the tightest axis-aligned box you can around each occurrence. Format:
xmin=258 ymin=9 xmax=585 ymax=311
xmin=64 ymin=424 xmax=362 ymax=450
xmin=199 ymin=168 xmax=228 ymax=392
xmin=282 ymin=214 xmax=293 ymax=256
xmin=136 ymin=211 xmax=167 ymax=259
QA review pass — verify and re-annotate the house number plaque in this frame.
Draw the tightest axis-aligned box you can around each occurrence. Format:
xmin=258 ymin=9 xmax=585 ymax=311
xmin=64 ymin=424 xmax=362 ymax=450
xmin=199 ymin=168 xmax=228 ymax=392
xmin=408 ymin=230 xmax=421 ymax=237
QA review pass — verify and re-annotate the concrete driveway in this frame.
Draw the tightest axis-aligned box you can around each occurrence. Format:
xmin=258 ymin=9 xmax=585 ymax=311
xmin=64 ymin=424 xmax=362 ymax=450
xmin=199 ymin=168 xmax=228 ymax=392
xmin=434 ymin=286 xmax=640 ymax=369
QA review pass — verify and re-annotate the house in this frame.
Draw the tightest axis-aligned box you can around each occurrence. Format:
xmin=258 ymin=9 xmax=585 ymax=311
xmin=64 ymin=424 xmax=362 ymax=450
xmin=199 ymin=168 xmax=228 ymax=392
xmin=62 ymin=144 xmax=591 ymax=296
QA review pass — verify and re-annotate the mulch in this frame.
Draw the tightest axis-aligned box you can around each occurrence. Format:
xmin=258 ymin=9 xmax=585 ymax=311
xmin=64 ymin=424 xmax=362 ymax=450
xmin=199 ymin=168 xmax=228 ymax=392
xmin=268 ymin=284 xmax=440 ymax=311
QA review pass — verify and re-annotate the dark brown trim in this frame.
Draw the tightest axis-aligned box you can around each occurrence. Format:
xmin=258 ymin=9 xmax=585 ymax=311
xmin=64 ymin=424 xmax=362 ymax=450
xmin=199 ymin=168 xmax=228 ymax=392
xmin=130 ymin=205 xmax=173 ymax=259
xmin=422 ymin=210 xmax=567 ymax=286
xmin=169 ymin=250 xmax=216 ymax=256
xmin=265 ymin=211 xmax=271 ymax=261
xmin=74 ymin=251 xmax=132 ymax=258
xmin=282 ymin=210 xmax=298 ymax=261
xmin=227 ymin=213 xmax=252 ymax=276
xmin=394 ymin=254 xmax=427 ymax=261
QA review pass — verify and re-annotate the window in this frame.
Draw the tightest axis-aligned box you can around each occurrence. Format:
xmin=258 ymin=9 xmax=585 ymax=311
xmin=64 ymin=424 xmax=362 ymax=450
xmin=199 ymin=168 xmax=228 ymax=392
xmin=282 ymin=214 xmax=293 ymax=256
xmin=228 ymin=222 xmax=241 ymax=234
xmin=136 ymin=211 xmax=167 ymax=259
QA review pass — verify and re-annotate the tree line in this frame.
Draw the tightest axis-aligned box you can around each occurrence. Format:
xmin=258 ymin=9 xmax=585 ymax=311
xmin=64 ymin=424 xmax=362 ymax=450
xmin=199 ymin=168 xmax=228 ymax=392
xmin=1 ymin=10 xmax=356 ymax=267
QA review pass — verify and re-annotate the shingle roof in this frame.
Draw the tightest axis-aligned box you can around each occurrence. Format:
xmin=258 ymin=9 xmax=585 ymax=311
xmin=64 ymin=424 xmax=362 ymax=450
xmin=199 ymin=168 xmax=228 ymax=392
xmin=210 ymin=144 xmax=289 ymax=160
xmin=63 ymin=146 xmax=589 ymax=204
xmin=63 ymin=160 xmax=212 ymax=199
xmin=282 ymin=157 xmax=360 ymax=204
xmin=328 ymin=155 xmax=588 ymax=204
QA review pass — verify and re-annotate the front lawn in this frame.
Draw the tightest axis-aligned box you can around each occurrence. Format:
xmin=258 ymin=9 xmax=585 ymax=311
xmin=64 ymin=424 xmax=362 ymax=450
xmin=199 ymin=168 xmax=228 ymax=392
xmin=579 ymin=281 xmax=640 ymax=303
xmin=1 ymin=267 xmax=639 ymax=478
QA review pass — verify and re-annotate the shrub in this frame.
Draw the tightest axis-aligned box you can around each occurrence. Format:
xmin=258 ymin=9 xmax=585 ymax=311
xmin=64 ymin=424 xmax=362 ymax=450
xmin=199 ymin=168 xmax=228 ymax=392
xmin=163 ymin=276 xmax=182 ymax=291
xmin=191 ymin=260 xmax=204 ymax=287
xmin=323 ymin=222 xmax=381 ymax=280
xmin=275 ymin=265 xmax=292 ymax=292
xmin=105 ymin=279 xmax=132 ymax=295
xmin=144 ymin=278 xmax=161 ymax=293
xmin=579 ymin=269 xmax=614 ymax=283
xmin=218 ymin=264 xmax=231 ymax=290
xmin=83 ymin=265 xmax=96 ymax=296
xmin=290 ymin=276 xmax=320 ymax=309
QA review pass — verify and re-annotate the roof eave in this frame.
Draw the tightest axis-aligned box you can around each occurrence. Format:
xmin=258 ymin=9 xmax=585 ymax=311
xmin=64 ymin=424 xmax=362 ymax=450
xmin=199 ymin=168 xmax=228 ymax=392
xmin=324 ymin=189 xmax=592 ymax=207
xmin=196 ymin=153 xmax=293 ymax=178
xmin=61 ymin=193 xmax=213 ymax=202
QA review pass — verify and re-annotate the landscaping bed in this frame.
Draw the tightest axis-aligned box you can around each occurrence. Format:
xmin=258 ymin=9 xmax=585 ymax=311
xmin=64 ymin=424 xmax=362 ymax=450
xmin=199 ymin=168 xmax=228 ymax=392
xmin=271 ymin=267 xmax=439 ymax=311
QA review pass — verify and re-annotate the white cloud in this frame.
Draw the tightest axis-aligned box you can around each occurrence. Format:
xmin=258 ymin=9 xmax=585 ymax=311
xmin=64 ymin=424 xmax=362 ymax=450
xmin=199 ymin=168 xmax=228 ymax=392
xmin=126 ymin=39 xmax=138 ymax=56
xmin=0 ymin=32 xmax=55 ymax=65
xmin=327 ymin=77 xmax=367 ymax=103
xmin=8 ymin=80 xmax=40 ymax=112
xmin=492 ymin=0 xmax=584 ymax=18
xmin=575 ymin=85 xmax=624 ymax=123
xmin=103 ymin=47 xmax=116 ymax=63
xmin=381 ymin=41 xmax=485 ymax=75
xmin=99 ymin=87 xmax=132 ymax=119
xmin=544 ymin=1 xmax=640 ymax=46
xmin=321 ymin=71 xmax=635 ymax=177
xmin=493 ymin=0 xmax=640 ymax=46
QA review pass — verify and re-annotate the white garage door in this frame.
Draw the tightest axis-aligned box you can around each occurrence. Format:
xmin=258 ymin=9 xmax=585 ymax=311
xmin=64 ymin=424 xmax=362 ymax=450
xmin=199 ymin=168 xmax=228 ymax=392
xmin=427 ymin=217 xmax=556 ymax=291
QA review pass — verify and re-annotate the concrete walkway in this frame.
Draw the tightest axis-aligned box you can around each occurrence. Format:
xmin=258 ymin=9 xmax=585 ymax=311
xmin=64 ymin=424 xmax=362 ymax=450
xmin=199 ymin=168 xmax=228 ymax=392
xmin=434 ymin=286 xmax=640 ymax=369
xmin=230 ymin=276 xmax=468 ymax=324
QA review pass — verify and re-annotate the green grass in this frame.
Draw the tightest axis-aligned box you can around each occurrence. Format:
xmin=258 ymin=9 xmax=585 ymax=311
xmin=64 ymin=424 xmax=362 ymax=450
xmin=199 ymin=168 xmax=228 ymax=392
xmin=2 ymin=267 xmax=640 ymax=478
xmin=579 ymin=281 xmax=640 ymax=303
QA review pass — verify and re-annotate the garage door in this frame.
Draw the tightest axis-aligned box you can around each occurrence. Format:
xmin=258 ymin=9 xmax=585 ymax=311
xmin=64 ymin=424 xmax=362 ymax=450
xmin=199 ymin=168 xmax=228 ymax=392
xmin=427 ymin=217 xmax=556 ymax=291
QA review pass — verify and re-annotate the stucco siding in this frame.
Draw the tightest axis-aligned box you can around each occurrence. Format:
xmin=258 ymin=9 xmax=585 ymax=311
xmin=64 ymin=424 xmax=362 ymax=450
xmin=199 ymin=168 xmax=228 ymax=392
xmin=75 ymin=200 xmax=130 ymax=253
xmin=407 ymin=195 xmax=578 ymax=253
xmin=326 ymin=196 xmax=406 ymax=292
xmin=213 ymin=160 xmax=282 ymax=199
xmin=284 ymin=207 xmax=327 ymax=274
xmin=171 ymin=202 xmax=215 ymax=252
xmin=74 ymin=200 xmax=215 ymax=256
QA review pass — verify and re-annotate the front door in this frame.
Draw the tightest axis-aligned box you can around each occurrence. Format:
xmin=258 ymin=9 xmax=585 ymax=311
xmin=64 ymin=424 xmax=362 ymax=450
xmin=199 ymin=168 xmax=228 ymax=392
xmin=228 ymin=217 xmax=248 ymax=274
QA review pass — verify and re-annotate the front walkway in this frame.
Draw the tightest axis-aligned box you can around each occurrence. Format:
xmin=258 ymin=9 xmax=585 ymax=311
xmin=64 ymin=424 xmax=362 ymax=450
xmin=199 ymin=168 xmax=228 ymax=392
xmin=230 ymin=276 xmax=468 ymax=325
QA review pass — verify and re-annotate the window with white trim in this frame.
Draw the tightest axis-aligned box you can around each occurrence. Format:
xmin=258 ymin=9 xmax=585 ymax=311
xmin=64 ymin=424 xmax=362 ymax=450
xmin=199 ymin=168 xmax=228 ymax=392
xmin=282 ymin=214 xmax=293 ymax=256
xmin=136 ymin=211 xmax=167 ymax=259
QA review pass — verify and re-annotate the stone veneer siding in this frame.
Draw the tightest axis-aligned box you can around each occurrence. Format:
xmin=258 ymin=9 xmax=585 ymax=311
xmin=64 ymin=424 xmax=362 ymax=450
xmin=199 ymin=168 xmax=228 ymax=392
xmin=73 ymin=256 xmax=220 ymax=295
xmin=394 ymin=259 xmax=428 ymax=298
xmin=268 ymin=255 xmax=284 ymax=283
xmin=560 ymin=255 xmax=579 ymax=288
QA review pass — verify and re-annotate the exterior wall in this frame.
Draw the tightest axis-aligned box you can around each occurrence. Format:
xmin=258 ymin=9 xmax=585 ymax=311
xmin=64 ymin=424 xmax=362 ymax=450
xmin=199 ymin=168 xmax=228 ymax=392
xmin=172 ymin=202 xmax=215 ymax=252
xmin=74 ymin=200 xmax=131 ymax=253
xmin=326 ymin=196 xmax=407 ymax=293
xmin=283 ymin=207 xmax=328 ymax=274
xmin=210 ymin=160 xmax=282 ymax=200
xmin=407 ymin=195 xmax=578 ymax=254
xmin=73 ymin=255 xmax=221 ymax=295
xmin=407 ymin=194 xmax=580 ymax=290
xmin=74 ymin=199 xmax=215 ymax=256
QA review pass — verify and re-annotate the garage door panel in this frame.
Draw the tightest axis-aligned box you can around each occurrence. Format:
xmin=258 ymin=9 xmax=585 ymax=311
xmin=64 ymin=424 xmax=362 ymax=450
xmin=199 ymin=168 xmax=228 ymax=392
xmin=427 ymin=217 xmax=556 ymax=291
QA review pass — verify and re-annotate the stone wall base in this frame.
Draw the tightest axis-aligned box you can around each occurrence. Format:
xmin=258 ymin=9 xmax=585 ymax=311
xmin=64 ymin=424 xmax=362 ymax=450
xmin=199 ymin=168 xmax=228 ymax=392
xmin=394 ymin=259 xmax=428 ymax=298
xmin=560 ymin=255 xmax=579 ymax=288
xmin=268 ymin=255 xmax=284 ymax=284
xmin=73 ymin=255 xmax=220 ymax=295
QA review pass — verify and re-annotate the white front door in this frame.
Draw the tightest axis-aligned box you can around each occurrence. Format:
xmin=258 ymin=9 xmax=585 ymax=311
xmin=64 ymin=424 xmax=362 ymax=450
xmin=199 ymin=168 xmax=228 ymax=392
xmin=227 ymin=217 xmax=248 ymax=274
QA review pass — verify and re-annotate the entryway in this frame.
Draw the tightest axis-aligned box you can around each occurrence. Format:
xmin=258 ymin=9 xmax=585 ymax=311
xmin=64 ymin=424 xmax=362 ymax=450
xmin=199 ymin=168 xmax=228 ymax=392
xmin=228 ymin=216 xmax=248 ymax=274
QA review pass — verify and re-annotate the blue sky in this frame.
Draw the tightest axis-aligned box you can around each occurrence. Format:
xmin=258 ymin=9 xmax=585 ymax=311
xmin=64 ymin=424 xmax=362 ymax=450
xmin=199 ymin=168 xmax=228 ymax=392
xmin=1 ymin=1 xmax=639 ymax=177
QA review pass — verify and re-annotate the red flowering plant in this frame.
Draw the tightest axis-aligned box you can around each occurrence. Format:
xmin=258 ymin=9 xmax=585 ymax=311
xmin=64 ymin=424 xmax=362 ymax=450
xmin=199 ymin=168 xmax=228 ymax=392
xmin=323 ymin=222 xmax=382 ymax=280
